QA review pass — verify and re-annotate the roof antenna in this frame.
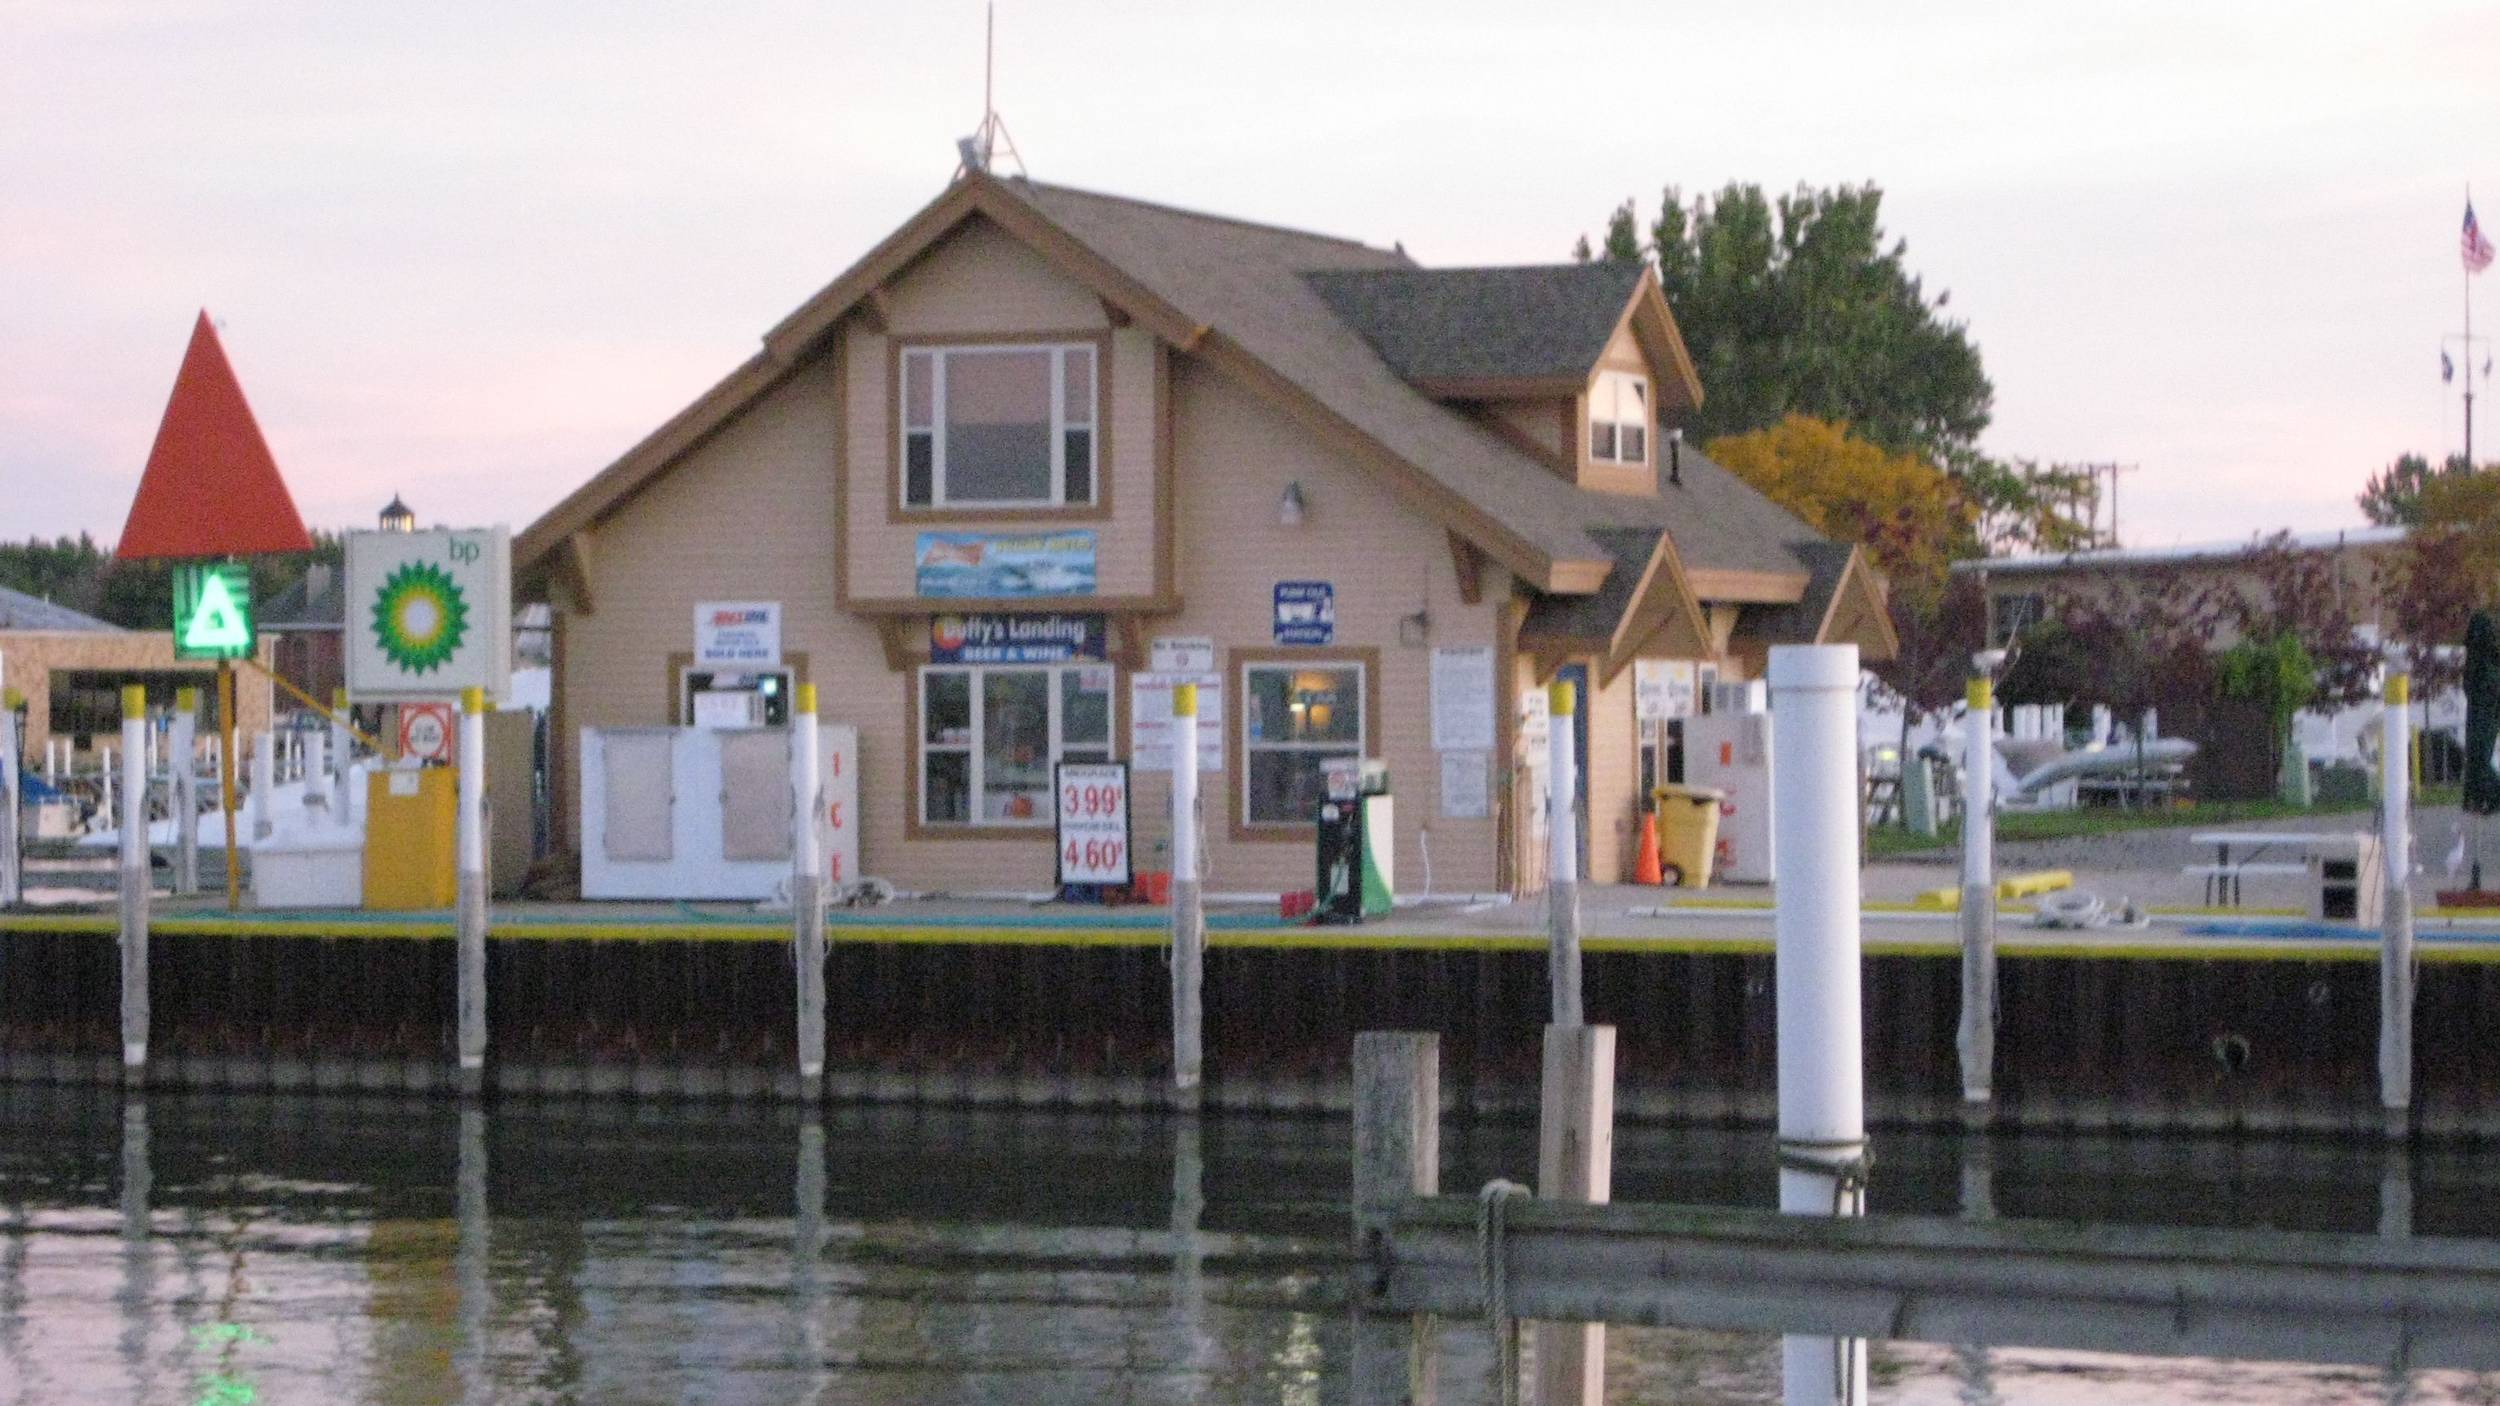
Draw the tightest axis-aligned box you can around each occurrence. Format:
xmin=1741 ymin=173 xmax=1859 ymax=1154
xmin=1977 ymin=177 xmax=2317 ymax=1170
xmin=954 ymin=3 xmax=1026 ymax=179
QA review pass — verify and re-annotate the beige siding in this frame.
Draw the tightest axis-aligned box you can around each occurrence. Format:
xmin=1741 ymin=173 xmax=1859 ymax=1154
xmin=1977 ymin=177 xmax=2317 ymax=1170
xmin=1145 ymin=360 xmax=1510 ymax=894
xmin=560 ymin=354 xmax=877 ymax=847
xmin=839 ymin=221 xmax=1159 ymax=603
xmin=0 ymin=631 xmax=274 ymax=758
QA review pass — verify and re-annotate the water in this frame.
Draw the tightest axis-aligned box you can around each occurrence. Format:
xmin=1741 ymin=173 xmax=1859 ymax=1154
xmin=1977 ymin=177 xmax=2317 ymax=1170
xmin=1 ymin=1088 xmax=2496 ymax=1404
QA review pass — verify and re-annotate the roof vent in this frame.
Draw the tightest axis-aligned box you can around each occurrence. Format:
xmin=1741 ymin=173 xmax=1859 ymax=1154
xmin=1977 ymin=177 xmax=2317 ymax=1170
xmin=1667 ymin=429 xmax=1683 ymax=487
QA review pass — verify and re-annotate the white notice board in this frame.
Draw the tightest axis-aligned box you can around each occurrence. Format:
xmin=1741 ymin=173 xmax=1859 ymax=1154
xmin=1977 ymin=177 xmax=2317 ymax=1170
xmin=1130 ymin=672 xmax=1223 ymax=773
xmin=1439 ymin=750 xmax=1490 ymax=819
xmin=1430 ymin=645 xmax=1496 ymax=751
xmin=1054 ymin=761 xmax=1132 ymax=886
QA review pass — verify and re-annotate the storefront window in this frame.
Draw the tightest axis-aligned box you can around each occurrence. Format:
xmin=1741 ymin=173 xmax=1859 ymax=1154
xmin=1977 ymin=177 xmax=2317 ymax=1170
xmin=1241 ymin=661 xmax=1364 ymax=826
xmin=900 ymin=344 xmax=1098 ymax=508
xmin=920 ymin=663 xmax=1115 ymax=827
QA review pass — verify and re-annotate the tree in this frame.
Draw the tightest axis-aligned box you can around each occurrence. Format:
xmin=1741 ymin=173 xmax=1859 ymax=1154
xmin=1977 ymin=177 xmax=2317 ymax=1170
xmin=2359 ymin=451 xmax=2476 ymax=527
xmin=0 ymin=530 xmax=345 ymax=631
xmin=1587 ymin=182 xmax=1993 ymax=462
xmin=1707 ymin=414 xmax=1975 ymax=598
xmin=2386 ymin=468 xmax=2500 ymax=690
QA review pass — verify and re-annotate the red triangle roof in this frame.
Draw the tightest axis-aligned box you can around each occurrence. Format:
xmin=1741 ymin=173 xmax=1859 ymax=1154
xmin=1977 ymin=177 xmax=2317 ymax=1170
xmin=115 ymin=311 xmax=313 ymax=560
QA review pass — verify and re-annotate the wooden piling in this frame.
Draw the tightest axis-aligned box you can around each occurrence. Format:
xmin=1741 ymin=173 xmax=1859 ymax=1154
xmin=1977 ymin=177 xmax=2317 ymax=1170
xmin=1547 ymin=681 xmax=1582 ymax=1027
xmin=455 ymin=687 xmax=488 ymax=1096
xmin=792 ymin=685 xmax=827 ymax=1100
xmin=117 ymin=686 xmax=149 ymax=1081
xmin=1353 ymin=1031 xmax=1440 ymax=1406
xmin=1171 ymin=683 xmax=1204 ymax=1101
xmin=1533 ymin=1023 xmax=1614 ymax=1406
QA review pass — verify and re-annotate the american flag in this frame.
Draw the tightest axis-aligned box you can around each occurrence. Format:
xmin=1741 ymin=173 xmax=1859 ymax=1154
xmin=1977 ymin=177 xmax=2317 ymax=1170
xmin=2468 ymin=201 xmax=2497 ymax=274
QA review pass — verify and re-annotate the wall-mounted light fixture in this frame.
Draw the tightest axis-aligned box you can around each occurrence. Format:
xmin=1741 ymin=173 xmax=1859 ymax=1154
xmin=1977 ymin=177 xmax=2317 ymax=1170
xmin=1667 ymin=429 xmax=1683 ymax=487
xmin=1398 ymin=610 xmax=1430 ymax=647
xmin=1278 ymin=481 xmax=1307 ymax=527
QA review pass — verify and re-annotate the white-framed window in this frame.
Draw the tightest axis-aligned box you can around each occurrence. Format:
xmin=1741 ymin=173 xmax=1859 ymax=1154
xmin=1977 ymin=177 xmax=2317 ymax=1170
xmin=1588 ymin=370 xmax=1649 ymax=465
xmin=920 ymin=663 xmax=1115 ymax=826
xmin=902 ymin=343 xmax=1098 ymax=508
xmin=1241 ymin=660 xmax=1366 ymax=826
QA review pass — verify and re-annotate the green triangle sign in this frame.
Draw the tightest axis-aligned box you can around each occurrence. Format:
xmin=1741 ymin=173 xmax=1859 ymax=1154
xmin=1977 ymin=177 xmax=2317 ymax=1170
xmin=173 ymin=562 xmax=254 ymax=660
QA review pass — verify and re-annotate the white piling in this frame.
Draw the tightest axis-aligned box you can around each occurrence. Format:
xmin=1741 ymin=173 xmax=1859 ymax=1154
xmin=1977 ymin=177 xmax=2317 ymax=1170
xmin=2381 ymin=673 xmax=2414 ymax=1137
xmin=117 ymin=686 xmax=150 ymax=1080
xmin=1547 ymin=679 xmax=1583 ymax=1027
xmin=301 ymin=727 xmax=327 ymax=807
xmin=455 ymin=687 xmax=489 ymax=1095
xmin=791 ymin=684 xmax=827 ymax=1097
xmin=170 ymin=689 xmax=199 ymax=896
xmin=249 ymin=729 xmax=273 ymax=841
xmin=1959 ymin=676 xmax=1997 ymax=1107
xmin=99 ymin=743 xmax=116 ymax=832
xmin=330 ymin=688 xmax=353 ymax=826
xmin=0 ymin=659 xmax=19 ymax=908
xmin=1171 ymin=681 xmax=1205 ymax=1097
xmin=43 ymin=735 xmax=59 ymax=787
xmin=1770 ymin=645 xmax=1869 ymax=1406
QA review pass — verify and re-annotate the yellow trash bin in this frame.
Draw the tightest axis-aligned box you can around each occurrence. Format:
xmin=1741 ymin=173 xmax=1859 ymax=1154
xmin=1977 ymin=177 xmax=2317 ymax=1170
xmin=364 ymin=767 xmax=458 ymax=910
xmin=1650 ymin=784 xmax=1725 ymax=889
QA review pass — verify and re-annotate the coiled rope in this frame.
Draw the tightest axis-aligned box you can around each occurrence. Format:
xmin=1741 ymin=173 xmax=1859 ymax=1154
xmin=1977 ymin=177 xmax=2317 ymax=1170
xmin=1477 ymin=1178 xmax=1533 ymax=1406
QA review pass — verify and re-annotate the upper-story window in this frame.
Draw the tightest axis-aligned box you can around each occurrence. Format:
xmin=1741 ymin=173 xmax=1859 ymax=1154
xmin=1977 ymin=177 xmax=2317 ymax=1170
xmin=902 ymin=344 xmax=1098 ymax=509
xmin=1588 ymin=370 xmax=1649 ymax=465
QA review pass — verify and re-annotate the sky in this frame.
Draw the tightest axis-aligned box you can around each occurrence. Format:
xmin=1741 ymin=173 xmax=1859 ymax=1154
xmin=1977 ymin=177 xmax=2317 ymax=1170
xmin=5 ymin=0 xmax=2498 ymax=550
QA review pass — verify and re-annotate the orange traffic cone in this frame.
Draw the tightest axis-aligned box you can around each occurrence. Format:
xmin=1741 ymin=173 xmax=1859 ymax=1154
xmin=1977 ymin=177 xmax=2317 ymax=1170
xmin=1632 ymin=812 xmax=1665 ymax=886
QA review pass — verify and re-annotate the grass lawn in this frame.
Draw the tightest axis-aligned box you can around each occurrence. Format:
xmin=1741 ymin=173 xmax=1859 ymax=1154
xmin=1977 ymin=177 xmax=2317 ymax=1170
xmin=1868 ymin=783 xmax=2462 ymax=858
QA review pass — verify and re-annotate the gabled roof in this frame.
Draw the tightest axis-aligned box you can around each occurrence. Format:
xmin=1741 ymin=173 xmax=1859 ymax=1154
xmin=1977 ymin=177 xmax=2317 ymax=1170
xmin=517 ymin=172 xmax=1840 ymax=609
xmin=1736 ymin=543 xmax=1900 ymax=656
xmin=1304 ymin=263 xmax=1646 ymax=386
xmin=0 ymin=585 xmax=121 ymax=633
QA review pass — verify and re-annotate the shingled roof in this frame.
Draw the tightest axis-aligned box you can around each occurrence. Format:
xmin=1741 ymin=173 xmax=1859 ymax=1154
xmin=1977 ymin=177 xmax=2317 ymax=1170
xmin=0 ymin=585 xmax=120 ymax=633
xmin=519 ymin=173 xmax=1874 ymax=653
xmin=1303 ymin=263 xmax=1648 ymax=385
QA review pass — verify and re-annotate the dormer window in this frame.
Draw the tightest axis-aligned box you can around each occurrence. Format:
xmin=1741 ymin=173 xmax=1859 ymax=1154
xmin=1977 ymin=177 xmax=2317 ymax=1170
xmin=1588 ymin=370 xmax=1649 ymax=465
xmin=902 ymin=343 xmax=1098 ymax=508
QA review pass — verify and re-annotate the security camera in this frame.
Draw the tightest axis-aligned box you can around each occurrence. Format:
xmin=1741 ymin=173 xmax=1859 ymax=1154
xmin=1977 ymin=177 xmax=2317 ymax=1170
xmin=1973 ymin=648 xmax=2008 ymax=676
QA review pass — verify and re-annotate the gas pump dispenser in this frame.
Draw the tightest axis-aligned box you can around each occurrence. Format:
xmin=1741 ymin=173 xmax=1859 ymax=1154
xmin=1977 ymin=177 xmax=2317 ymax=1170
xmin=1315 ymin=758 xmax=1393 ymax=923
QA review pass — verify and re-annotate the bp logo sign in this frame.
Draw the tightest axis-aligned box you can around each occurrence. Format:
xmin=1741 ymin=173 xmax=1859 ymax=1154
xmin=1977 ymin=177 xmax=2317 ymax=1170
xmin=345 ymin=527 xmax=511 ymax=702
xmin=372 ymin=561 xmax=470 ymax=674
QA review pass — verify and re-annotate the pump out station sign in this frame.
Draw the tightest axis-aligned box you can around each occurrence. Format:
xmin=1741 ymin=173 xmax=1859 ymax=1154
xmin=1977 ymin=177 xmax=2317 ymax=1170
xmin=345 ymin=527 xmax=513 ymax=702
xmin=171 ymin=561 xmax=256 ymax=661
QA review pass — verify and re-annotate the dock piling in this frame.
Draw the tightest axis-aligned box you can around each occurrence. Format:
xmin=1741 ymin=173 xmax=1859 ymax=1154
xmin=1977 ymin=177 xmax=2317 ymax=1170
xmin=1171 ymin=682 xmax=1204 ymax=1100
xmin=1769 ymin=645 xmax=1869 ymax=1406
xmin=2381 ymin=672 xmax=2415 ymax=1138
xmin=1547 ymin=680 xmax=1582 ymax=1028
xmin=117 ymin=685 xmax=149 ymax=1080
xmin=1959 ymin=674 xmax=1997 ymax=1108
xmin=792 ymin=684 xmax=827 ymax=1099
xmin=330 ymin=688 xmax=353 ymax=824
xmin=170 ymin=690 xmax=198 ymax=896
xmin=455 ymin=687 xmax=488 ymax=1096
xmin=0 ymin=659 xmax=19 ymax=908
xmin=1352 ymin=1031 xmax=1441 ymax=1406
xmin=1532 ymin=1023 xmax=1614 ymax=1406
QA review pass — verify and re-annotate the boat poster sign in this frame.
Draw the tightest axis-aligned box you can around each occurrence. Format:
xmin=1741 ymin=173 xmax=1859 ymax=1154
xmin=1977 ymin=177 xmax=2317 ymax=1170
xmin=915 ymin=531 xmax=1097 ymax=599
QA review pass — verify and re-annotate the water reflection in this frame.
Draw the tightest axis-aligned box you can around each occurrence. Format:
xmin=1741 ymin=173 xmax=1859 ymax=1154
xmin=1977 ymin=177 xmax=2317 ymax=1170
xmin=0 ymin=1091 xmax=2495 ymax=1403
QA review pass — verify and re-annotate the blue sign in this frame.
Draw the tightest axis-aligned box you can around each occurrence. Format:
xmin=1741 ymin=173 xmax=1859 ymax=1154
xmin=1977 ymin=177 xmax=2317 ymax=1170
xmin=930 ymin=612 xmax=1106 ymax=664
xmin=916 ymin=530 xmax=1097 ymax=599
xmin=1273 ymin=581 xmax=1335 ymax=645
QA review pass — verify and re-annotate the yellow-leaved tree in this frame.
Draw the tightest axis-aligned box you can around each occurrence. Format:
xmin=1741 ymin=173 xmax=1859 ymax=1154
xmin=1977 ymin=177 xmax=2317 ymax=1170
xmin=1704 ymin=413 xmax=1976 ymax=604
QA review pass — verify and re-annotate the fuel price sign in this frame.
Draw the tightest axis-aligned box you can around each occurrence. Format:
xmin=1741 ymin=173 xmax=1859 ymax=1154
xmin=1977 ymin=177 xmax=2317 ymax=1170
xmin=1053 ymin=761 xmax=1132 ymax=887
